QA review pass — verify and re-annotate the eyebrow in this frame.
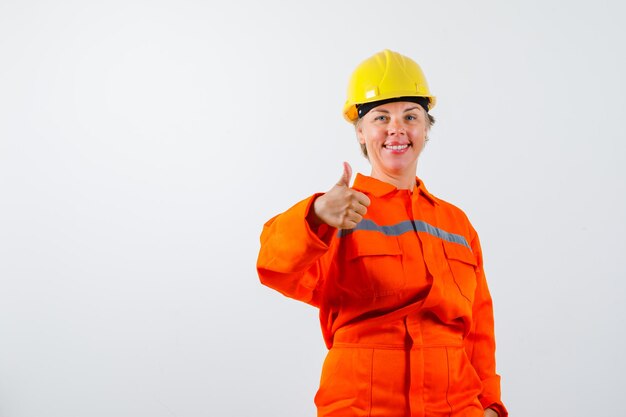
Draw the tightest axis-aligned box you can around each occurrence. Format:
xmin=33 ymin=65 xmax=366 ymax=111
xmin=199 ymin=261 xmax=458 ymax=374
xmin=372 ymin=106 xmax=421 ymax=113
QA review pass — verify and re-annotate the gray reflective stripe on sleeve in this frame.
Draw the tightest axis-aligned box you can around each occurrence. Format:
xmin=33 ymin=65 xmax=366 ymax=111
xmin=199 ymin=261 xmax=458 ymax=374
xmin=338 ymin=219 xmax=469 ymax=248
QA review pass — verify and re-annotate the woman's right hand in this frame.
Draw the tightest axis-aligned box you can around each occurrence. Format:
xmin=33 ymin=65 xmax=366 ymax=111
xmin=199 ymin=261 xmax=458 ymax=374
xmin=308 ymin=162 xmax=371 ymax=230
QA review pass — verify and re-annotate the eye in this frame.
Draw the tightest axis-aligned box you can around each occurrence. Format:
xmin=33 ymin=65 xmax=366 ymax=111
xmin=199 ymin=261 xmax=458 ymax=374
xmin=374 ymin=115 xmax=388 ymax=122
xmin=405 ymin=114 xmax=418 ymax=121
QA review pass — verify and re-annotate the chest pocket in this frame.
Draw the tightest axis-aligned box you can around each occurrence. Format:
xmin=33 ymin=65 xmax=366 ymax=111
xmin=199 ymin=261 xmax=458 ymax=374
xmin=340 ymin=235 xmax=405 ymax=298
xmin=442 ymin=240 xmax=478 ymax=303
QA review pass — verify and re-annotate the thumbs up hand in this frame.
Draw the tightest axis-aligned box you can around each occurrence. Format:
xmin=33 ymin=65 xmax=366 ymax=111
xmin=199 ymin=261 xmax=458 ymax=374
xmin=309 ymin=162 xmax=371 ymax=230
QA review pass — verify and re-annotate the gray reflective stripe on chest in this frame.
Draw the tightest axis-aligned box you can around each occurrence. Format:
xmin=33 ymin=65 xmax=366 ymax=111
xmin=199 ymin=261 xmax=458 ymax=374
xmin=338 ymin=219 xmax=470 ymax=248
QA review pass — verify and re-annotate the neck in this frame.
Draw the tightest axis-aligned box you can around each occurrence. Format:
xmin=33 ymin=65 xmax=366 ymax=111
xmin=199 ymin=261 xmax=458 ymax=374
xmin=370 ymin=169 xmax=416 ymax=190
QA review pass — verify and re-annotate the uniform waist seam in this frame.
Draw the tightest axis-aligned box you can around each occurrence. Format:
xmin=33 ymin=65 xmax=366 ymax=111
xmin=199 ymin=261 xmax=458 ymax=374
xmin=332 ymin=342 xmax=464 ymax=349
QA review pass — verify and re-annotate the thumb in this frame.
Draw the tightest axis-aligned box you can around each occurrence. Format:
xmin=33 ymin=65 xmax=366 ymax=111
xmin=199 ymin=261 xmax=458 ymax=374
xmin=337 ymin=161 xmax=352 ymax=187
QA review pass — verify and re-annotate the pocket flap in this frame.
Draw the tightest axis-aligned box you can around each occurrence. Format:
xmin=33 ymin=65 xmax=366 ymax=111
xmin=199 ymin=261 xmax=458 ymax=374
xmin=346 ymin=235 xmax=402 ymax=259
xmin=442 ymin=240 xmax=477 ymax=266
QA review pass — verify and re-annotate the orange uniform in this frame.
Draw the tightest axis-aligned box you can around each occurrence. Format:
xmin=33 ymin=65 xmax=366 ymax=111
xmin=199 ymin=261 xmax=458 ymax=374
xmin=257 ymin=174 xmax=507 ymax=417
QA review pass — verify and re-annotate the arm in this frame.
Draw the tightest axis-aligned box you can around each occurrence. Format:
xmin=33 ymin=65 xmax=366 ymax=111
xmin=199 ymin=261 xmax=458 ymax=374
xmin=257 ymin=162 xmax=370 ymax=306
xmin=257 ymin=194 xmax=334 ymax=307
xmin=464 ymin=229 xmax=508 ymax=417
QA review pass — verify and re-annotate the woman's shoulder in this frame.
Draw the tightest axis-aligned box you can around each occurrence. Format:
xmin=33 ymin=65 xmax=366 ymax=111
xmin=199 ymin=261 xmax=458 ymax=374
xmin=422 ymin=187 xmax=477 ymax=238
xmin=418 ymin=180 xmax=471 ymax=220
xmin=433 ymin=194 xmax=470 ymax=218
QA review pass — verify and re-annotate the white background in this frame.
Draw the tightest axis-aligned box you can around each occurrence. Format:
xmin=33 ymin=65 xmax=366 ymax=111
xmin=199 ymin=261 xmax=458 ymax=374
xmin=1 ymin=0 xmax=625 ymax=416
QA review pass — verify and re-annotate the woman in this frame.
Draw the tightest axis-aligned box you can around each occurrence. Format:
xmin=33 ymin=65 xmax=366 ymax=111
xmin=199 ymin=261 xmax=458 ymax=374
xmin=257 ymin=49 xmax=507 ymax=417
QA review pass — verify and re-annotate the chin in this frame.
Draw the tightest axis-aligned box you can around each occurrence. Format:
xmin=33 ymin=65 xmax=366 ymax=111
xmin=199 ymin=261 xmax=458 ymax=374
xmin=382 ymin=159 xmax=416 ymax=174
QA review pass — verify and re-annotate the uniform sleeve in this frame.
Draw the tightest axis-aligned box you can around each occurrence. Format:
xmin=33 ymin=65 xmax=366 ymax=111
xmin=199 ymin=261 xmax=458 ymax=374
xmin=256 ymin=194 xmax=335 ymax=307
xmin=464 ymin=229 xmax=508 ymax=417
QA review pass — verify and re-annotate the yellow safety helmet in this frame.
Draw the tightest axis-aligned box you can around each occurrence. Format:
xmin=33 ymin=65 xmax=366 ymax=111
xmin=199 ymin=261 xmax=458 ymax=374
xmin=343 ymin=49 xmax=436 ymax=122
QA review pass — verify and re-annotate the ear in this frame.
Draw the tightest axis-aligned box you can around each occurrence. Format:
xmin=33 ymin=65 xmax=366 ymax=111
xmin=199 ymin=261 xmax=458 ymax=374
xmin=356 ymin=123 xmax=366 ymax=145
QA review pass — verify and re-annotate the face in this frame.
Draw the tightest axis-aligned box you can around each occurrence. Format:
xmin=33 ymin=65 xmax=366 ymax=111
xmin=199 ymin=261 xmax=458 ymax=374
xmin=357 ymin=101 xmax=429 ymax=183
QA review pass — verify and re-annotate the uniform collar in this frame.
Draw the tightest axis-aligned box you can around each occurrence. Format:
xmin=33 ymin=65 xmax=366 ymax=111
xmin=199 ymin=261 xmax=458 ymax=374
xmin=353 ymin=173 xmax=438 ymax=205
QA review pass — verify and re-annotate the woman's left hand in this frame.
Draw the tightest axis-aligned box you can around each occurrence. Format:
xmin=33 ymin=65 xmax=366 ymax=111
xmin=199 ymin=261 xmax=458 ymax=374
xmin=484 ymin=408 xmax=498 ymax=417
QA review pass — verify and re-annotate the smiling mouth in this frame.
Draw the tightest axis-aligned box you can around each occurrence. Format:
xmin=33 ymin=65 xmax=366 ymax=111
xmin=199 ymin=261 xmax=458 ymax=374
xmin=384 ymin=144 xmax=411 ymax=151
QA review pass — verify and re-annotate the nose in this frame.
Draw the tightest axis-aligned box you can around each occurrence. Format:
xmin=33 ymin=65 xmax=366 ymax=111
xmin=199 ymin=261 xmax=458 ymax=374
xmin=388 ymin=118 xmax=406 ymax=135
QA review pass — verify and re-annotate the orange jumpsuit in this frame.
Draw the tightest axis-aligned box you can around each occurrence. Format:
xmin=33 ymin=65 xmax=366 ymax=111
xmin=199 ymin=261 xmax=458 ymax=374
xmin=257 ymin=174 xmax=507 ymax=417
